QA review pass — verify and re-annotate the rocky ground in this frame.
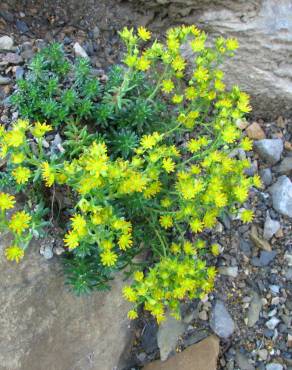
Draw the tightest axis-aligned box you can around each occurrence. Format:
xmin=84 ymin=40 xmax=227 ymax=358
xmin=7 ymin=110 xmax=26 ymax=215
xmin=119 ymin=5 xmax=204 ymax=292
xmin=0 ymin=4 xmax=292 ymax=370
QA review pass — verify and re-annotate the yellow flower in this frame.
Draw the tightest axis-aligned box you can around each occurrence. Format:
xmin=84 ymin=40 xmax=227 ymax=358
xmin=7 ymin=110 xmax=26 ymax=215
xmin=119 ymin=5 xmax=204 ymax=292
xmin=137 ymin=26 xmax=151 ymax=41
xmin=101 ymin=250 xmax=118 ymax=267
xmin=171 ymin=55 xmax=186 ymax=72
xmin=0 ymin=192 xmax=15 ymax=211
xmin=124 ymin=54 xmax=137 ymax=67
xmin=134 ymin=271 xmax=144 ymax=282
xmin=241 ymin=137 xmax=253 ymax=151
xmin=41 ymin=161 xmax=55 ymax=187
xmin=241 ymin=209 xmax=254 ymax=223
xmin=234 ymin=186 xmax=248 ymax=202
xmin=159 ymin=215 xmax=173 ymax=229
xmin=193 ymin=66 xmax=209 ymax=83
xmin=162 ymin=158 xmax=175 ymax=173
xmin=226 ymin=38 xmax=239 ymax=51
xmin=140 ymin=132 xmax=161 ymax=149
xmin=9 ymin=211 xmax=31 ymax=235
xmin=118 ymin=233 xmax=133 ymax=250
xmin=211 ymin=243 xmax=220 ymax=256
xmin=183 ymin=241 xmax=194 ymax=255
xmin=161 ymin=79 xmax=174 ymax=94
xmin=64 ymin=230 xmax=79 ymax=250
xmin=11 ymin=152 xmax=26 ymax=164
xmin=185 ymin=86 xmax=196 ymax=100
xmin=31 ymin=122 xmax=52 ymax=139
xmin=161 ymin=197 xmax=172 ymax=208
xmin=127 ymin=309 xmax=138 ymax=320
xmin=123 ymin=286 xmax=137 ymax=302
xmin=136 ymin=56 xmax=151 ymax=71
xmin=190 ymin=37 xmax=205 ymax=52
xmin=71 ymin=214 xmax=87 ymax=236
xmin=222 ymin=126 xmax=240 ymax=143
xmin=12 ymin=166 xmax=31 ymax=184
xmin=172 ymin=94 xmax=183 ymax=104
xmin=253 ymin=175 xmax=262 ymax=188
xmin=5 ymin=129 xmax=25 ymax=148
xmin=5 ymin=245 xmax=24 ymax=263
xmin=190 ymin=219 xmax=204 ymax=233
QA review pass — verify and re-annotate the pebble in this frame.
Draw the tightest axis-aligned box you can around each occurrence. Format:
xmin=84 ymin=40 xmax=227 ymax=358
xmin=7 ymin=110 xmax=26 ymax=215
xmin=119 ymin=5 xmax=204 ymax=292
xmin=275 ymin=157 xmax=292 ymax=175
xmin=236 ymin=351 xmax=255 ymax=370
xmin=284 ymin=253 xmax=292 ymax=266
xmin=0 ymin=35 xmax=13 ymax=50
xmin=266 ymin=364 xmax=283 ymax=370
xmin=16 ymin=19 xmax=29 ymax=33
xmin=73 ymin=42 xmax=89 ymax=58
xmin=157 ymin=314 xmax=186 ymax=361
xmin=0 ymin=76 xmax=11 ymax=85
xmin=263 ymin=212 xmax=280 ymax=240
xmin=260 ymin=168 xmax=273 ymax=187
xmin=210 ymin=300 xmax=235 ymax=339
xmin=269 ymin=285 xmax=280 ymax=295
xmin=254 ymin=139 xmax=283 ymax=165
xmin=258 ymin=349 xmax=268 ymax=361
xmin=240 ymin=239 xmax=252 ymax=257
xmin=266 ymin=317 xmax=280 ymax=330
xmin=269 ymin=176 xmax=292 ymax=217
xmin=246 ymin=122 xmax=266 ymax=140
xmin=251 ymin=251 xmax=277 ymax=267
xmin=218 ymin=266 xmax=238 ymax=278
xmin=247 ymin=292 xmax=262 ymax=327
xmin=198 ymin=310 xmax=208 ymax=321
xmin=3 ymin=52 xmax=23 ymax=65
xmin=39 ymin=245 xmax=53 ymax=259
xmin=285 ymin=268 xmax=292 ymax=280
xmin=250 ymin=225 xmax=272 ymax=251
xmin=15 ymin=66 xmax=24 ymax=80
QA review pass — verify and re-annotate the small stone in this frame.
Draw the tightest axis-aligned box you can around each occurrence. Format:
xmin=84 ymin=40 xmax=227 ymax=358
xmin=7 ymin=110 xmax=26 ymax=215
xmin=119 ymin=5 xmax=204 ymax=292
xmin=266 ymin=364 xmax=283 ymax=370
xmin=3 ymin=52 xmax=23 ymax=65
xmin=15 ymin=66 xmax=24 ymax=80
xmin=269 ymin=285 xmax=280 ymax=295
xmin=0 ymin=35 xmax=13 ymax=50
xmin=263 ymin=212 xmax=280 ymax=240
xmin=275 ymin=228 xmax=283 ymax=238
xmin=284 ymin=141 xmax=292 ymax=151
xmin=198 ymin=310 xmax=208 ymax=321
xmin=269 ymin=176 xmax=292 ymax=218
xmin=251 ymin=251 xmax=277 ymax=267
xmin=39 ymin=245 xmax=53 ymax=259
xmin=275 ymin=157 xmax=292 ymax=175
xmin=53 ymin=246 xmax=65 ymax=256
xmin=93 ymin=26 xmax=100 ymax=38
xmin=284 ymin=253 xmax=292 ymax=266
xmin=288 ymin=334 xmax=292 ymax=348
xmin=271 ymin=297 xmax=280 ymax=305
xmin=16 ymin=19 xmax=29 ymax=33
xmin=260 ymin=168 xmax=273 ymax=187
xmin=246 ymin=122 xmax=266 ymax=140
xmin=247 ymin=292 xmax=262 ymax=327
xmin=218 ymin=266 xmax=238 ymax=278
xmin=266 ymin=317 xmax=280 ymax=330
xmin=240 ymin=239 xmax=252 ymax=257
xmin=254 ymin=139 xmax=283 ymax=165
xmin=0 ymin=11 xmax=14 ymax=23
xmin=141 ymin=322 xmax=158 ymax=354
xmin=285 ymin=268 xmax=292 ymax=280
xmin=250 ymin=225 xmax=272 ymax=251
xmin=73 ymin=42 xmax=89 ymax=58
xmin=157 ymin=314 xmax=186 ymax=361
xmin=0 ymin=76 xmax=11 ymax=85
xmin=210 ymin=300 xmax=235 ymax=339
xmin=236 ymin=119 xmax=249 ymax=130
xmin=236 ymin=351 xmax=255 ymax=370
xmin=258 ymin=349 xmax=268 ymax=361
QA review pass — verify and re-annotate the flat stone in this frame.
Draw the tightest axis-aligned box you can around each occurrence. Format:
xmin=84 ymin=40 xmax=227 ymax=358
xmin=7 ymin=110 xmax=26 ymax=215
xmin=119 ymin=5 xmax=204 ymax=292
xmin=141 ymin=322 xmax=158 ymax=354
xmin=269 ymin=176 xmax=292 ymax=217
xmin=260 ymin=168 xmax=273 ymax=187
xmin=246 ymin=122 xmax=266 ymax=140
xmin=157 ymin=314 xmax=186 ymax=361
xmin=266 ymin=317 xmax=280 ymax=330
xmin=250 ymin=225 xmax=272 ymax=251
xmin=263 ymin=212 xmax=280 ymax=240
xmin=258 ymin=349 xmax=268 ymax=361
xmin=0 ymin=35 xmax=13 ymax=50
xmin=73 ymin=42 xmax=89 ymax=58
xmin=0 ymin=76 xmax=11 ymax=85
xmin=210 ymin=300 xmax=235 ymax=339
xmin=266 ymin=364 xmax=283 ymax=370
xmin=275 ymin=157 xmax=292 ymax=175
xmin=218 ymin=266 xmax=238 ymax=278
xmin=16 ymin=19 xmax=29 ymax=33
xmin=236 ymin=351 xmax=255 ymax=370
xmin=251 ymin=251 xmax=277 ymax=267
xmin=247 ymin=292 xmax=262 ymax=327
xmin=240 ymin=239 xmax=252 ymax=257
xmin=143 ymin=336 xmax=219 ymax=370
xmin=254 ymin=139 xmax=283 ymax=165
xmin=0 ymin=237 xmax=133 ymax=370
xmin=3 ymin=52 xmax=23 ymax=65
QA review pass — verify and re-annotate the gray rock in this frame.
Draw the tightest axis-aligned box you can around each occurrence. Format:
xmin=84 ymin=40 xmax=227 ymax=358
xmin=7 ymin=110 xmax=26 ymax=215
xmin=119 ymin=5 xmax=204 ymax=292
xmin=0 ymin=76 xmax=11 ymax=85
xmin=0 ymin=235 xmax=133 ymax=370
xmin=210 ymin=300 xmax=235 ymax=339
xmin=39 ymin=245 xmax=54 ymax=259
xmin=269 ymin=176 xmax=292 ymax=217
xmin=157 ymin=314 xmax=186 ymax=361
xmin=236 ymin=351 xmax=255 ymax=370
xmin=16 ymin=19 xmax=29 ymax=33
xmin=266 ymin=364 xmax=283 ymax=370
xmin=141 ymin=322 xmax=158 ymax=354
xmin=240 ymin=239 xmax=252 ymax=257
xmin=73 ymin=42 xmax=89 ymax=58
xmin=285 ymin=268 xmax=292 ymax=280
xmin=0 ymin=11 xmax=14 ymax=23
xmin=15 ymin=66 xmax=24 ymax=80
xmin=276 ymin=157 xmax=292 ymax=174
xmin=247 ymin=292 xmax=262 ymax=327
xmin=284 ymin=252 xmax=292 ymax=266
xmin=266 ymin=317 xmax=280 ymax=330
xmin=254 ymin=139 xmax=283 ymax=165
xmin=3 ymin=52 xmax=23 ymax=65
xmin=218 ymin=266 xmax=238 ymax=278
xmin=251 ymin=251 xmax=277 ymax=267
xmin=0 ymin=35 xmax=13 ymax=50
xmin=260 ymin=168 xmax=273 ymax=187
xmin=258 ymin=349 xmax=268 ymax=361
xmin=263 ymin=211 xmax=280 ymax=240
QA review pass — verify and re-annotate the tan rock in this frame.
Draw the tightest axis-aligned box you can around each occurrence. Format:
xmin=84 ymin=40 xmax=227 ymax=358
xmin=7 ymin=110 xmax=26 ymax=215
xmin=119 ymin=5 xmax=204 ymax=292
xmin=284 ymin=141 xmax=292 ymax=151
xmin=143 ymin=336 xmax=219 ymax=370
xmin=250 ymin=225 xmax=272 ymax=251
xmin=246 ymin=122 xmax=266 ymax=140
xmin=0 ymin=236 xmax=133 ymax=370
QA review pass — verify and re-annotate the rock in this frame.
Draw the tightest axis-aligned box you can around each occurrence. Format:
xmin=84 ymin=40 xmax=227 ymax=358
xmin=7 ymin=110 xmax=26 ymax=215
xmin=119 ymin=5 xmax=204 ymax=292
xmin=3 ymin=52 xmax=23 ymax=65
xmin=143 ymin=336 xmax=219 ymax=370
xmin=183 ymin=330 xmax=209 ymax=347
xmin=15 ymin=66 xmax=24 ymax=80
xmin=0 ymin=237 xmax=133 ymax=370
xmin=284 ymin=252 xmax=292 ymax=266
xmin=0 ymin=76 xmax=11 ymax=85
xmin=0 ymin=35 xmax=13 ymax=50
xmin=247 ymin=292 xmax=262 ymax=327
xmin=263 ymin=212 xmax=280 ymax=240
xmin=0 ymin=11 xmax=14 ymax=23
xmin=141 ymin=322 xmax=158 ymax=354
xmin=240 ymin=239 xmax=252 ymax=257
xmin=285 ymin=268 xmax=292 ymax=280
xmin=210 ymin=300 xmax=235 ymax=339
xmin=198 ymin=310 xmax=208 ymax=321
xmin=251 ymin=251 xmax=277 ymax=267
xmin=157 ymin=314 xmax=186 ymax=361
xmin=39 ymin=245 xmax=54 ymax=259
xmin=258 ymin=349 xmax=268 ymax=361
xmin=236 ymin=351 xmax=255 ymax=370
xmin=260 ymin=168 xmax=273 ymax=187
xmin=16 ymin=19 xmax=29 ymax=33
xmin=269 ymin=176 xmax=292 ymax=217
xmin=246 ymin=122 xmax=266 ymax=140
xmin=288 ymin=334 xmax=292 ymax=348
xmin=266 ymin=317 xmax=281 ymax=330
xmin=73 ymin=42 xmax=89 ymax=58
xmin=250 ymin=225 xmax=272 ymax=251
xmin=266 ymin=364 xmax=283 ymax=370
xmin=275 ymin=157 xmax=292 ymax=175
xmin=254 ymin=139 xmax=283 ymax=165
xmin=218 ymin=266 xmax=238 ymax=278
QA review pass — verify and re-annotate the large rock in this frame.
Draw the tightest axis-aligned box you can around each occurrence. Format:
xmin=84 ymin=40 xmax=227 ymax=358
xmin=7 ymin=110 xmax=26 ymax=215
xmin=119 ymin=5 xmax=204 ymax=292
xmin=143 ymin=335 xmax=219 ymax=370
xmin=130 ymin=0 xmax=292 ymax=119
xmin=269 ymin=176 xmax=292 ymax=217
xmin=0 ymin=237 xmax=133 ymax=370
xmin=254 ymin=139 xmax=283 ymax=165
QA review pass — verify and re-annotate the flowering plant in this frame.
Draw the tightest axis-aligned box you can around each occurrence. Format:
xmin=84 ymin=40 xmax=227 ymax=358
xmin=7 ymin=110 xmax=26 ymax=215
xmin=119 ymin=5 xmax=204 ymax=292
xmin=0 ymin=26 xmax=259 ymax=322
